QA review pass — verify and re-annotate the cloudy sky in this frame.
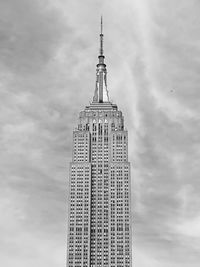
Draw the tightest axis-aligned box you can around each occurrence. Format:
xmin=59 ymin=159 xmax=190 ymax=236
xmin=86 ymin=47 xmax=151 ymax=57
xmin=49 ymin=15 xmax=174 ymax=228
xmin=1 ymin=0 xmax=200 ymax=266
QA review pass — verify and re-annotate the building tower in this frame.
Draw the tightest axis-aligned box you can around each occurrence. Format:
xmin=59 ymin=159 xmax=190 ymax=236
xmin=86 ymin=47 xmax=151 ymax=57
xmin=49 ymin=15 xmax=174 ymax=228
xmin=67 ymin=18 xmax=131 ymax=267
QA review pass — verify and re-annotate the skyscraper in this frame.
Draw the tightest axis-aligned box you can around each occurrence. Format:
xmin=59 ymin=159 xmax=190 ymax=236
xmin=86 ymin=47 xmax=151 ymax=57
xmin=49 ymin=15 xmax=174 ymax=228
xmin=67 ymin=18 xmax=131 ymax=267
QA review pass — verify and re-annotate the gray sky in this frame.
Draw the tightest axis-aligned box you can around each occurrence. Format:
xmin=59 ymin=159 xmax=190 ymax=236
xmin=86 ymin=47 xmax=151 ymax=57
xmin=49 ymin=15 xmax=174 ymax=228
xmin=0 ymin=0 xmax=200 ymax=266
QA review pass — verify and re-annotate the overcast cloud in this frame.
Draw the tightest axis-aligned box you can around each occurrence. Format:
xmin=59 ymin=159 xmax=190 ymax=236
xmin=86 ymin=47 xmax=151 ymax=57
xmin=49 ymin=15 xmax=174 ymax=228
xmin=0 ymin=0 xmax=200 ymax=266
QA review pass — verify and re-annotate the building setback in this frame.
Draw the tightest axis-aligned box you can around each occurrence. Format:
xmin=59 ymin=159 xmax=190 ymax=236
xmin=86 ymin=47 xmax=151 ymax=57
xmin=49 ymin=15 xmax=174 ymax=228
xmin=67 ymin=18 xmax=132 ymax=267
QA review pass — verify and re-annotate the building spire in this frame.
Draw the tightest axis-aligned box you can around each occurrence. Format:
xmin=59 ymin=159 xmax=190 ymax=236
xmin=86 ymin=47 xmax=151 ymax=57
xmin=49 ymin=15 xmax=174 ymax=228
xmin=101 ymin=15 xmax=103 ymax=34
xmin=93 ymin=17 xmax=109 ymax=103
xmin=100 ymin=16 xmax=103 ymax=56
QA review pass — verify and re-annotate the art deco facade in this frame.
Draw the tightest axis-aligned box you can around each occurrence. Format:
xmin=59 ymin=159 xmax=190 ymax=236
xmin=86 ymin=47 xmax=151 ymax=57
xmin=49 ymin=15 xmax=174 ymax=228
xmin=67 ymin=20 xmax=131 ymax=267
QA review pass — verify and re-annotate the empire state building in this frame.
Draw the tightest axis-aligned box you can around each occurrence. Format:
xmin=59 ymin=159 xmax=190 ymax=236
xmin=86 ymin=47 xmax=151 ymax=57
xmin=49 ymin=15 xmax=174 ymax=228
xmin=67 ymin=19 xmax=132 ymax=267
